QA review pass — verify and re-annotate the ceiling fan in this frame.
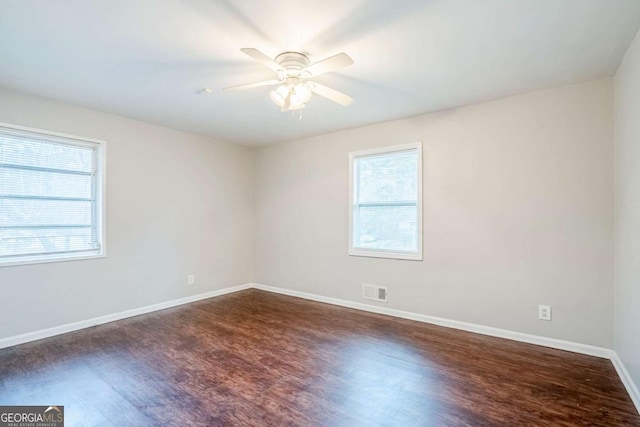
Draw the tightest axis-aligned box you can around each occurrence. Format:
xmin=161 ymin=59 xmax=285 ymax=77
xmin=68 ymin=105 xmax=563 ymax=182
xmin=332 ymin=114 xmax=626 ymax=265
xmin=224 ymin=48 xmax=354 ymax=115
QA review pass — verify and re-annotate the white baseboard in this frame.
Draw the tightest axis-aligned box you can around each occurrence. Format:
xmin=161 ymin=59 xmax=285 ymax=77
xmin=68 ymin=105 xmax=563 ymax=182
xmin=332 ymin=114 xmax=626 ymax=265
xmin=1 ymin=282 xmax=612 ymax=359
xmin=251 ymin=283 xmax=614 ymax=359
xmin=0 ymin=283 xmax=253 ymax=349
xmin=611 ymin=352 xmax=640 ymax=413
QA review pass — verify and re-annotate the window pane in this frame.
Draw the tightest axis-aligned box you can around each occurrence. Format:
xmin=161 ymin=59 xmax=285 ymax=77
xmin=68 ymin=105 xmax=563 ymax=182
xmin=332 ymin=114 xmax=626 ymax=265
xmin=357 ymin=150 xmax=417 ymax=203
xmin=0 ymin=227 xmax=96 ymax=257
xmin=0 ymin=134 xmax=94 ymax=172
xmin=355 ymin=204 xmax=417 ymax=252
xmin=0 ymin=199 xmax=93 ymax=227
xmin=1 ymin=168 xmax=93 ymax=199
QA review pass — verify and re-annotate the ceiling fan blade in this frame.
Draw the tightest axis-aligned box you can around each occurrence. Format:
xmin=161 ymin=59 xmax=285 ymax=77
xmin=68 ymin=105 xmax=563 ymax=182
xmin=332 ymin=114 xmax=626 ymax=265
xmin=304 ymin=53 xmax=353 ymax=77
xmin=224 ymin=79 xmax=281 ymax=91
xmin=309 ymin=82 xmax=353 ymax=106
xmin=240 ymin=48 xmax=283 ymax=74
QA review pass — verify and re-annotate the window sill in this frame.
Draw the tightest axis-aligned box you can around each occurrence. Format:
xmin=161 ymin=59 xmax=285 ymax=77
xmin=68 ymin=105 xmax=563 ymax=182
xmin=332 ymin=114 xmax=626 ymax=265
xmin=0 ymin=252 xmax=106 ymax=268
xmin=349 ymin=248 xmax=423 ymax=261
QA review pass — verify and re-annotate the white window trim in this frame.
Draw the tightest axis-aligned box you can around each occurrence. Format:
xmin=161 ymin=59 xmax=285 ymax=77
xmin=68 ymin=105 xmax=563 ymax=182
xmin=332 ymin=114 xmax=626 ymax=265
xmin=0 ymin=122 xmax=107 ymax=267
xmin=349 ymin=142 xmax=423 ymax=261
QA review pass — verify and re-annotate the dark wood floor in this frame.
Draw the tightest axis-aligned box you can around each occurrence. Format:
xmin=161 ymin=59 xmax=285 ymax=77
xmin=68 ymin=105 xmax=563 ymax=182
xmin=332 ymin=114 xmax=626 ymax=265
xmin=0 ymin=289 xmax=638 ymax=426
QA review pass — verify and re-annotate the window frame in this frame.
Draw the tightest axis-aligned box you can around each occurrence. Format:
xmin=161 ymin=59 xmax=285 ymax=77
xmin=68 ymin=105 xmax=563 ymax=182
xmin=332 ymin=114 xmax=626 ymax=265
xmin=349 ymin=141 xmax=423 ymax=261
xmin=0 ymin=122 xmax=107 ymax=267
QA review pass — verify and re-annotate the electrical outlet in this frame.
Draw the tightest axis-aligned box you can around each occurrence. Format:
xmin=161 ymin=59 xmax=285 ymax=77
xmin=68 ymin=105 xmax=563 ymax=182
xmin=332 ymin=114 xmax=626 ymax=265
xmin=187 ymin=275 xmax=195 ymax=285
xmin=538 ymin=304 xmax=552 ymax=321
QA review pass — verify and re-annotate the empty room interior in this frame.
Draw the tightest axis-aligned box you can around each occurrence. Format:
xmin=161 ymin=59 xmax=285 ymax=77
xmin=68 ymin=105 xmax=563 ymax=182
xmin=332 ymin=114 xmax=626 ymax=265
xmin=1 ymin=1 xmax=640 ymax=426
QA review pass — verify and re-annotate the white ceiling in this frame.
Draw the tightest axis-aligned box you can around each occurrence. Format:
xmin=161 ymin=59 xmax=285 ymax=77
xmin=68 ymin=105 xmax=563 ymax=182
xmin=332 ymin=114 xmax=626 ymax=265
xmin=1 ymin=0 xmax=639 ymax=146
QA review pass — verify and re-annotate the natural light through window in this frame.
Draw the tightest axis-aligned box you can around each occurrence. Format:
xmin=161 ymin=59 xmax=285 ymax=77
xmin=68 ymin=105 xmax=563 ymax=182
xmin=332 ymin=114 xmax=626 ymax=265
xmin=349 ymin=142 xmax=422 ymax=260
xmin=0 ymin=124 xmax=105 ymax=266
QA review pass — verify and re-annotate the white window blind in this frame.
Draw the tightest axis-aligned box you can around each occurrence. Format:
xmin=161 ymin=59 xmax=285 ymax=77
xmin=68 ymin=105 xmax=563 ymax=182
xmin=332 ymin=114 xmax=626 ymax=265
xmin=350 ymin=142 xmax=422 ymax=260
xmin=0 ymin=125 xmax=104 ymax=265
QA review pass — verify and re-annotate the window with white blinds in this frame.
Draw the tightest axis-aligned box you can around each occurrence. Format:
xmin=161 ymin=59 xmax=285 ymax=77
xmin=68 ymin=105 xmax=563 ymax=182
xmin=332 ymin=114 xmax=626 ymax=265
xmin=0 ymin=124 xmax=105 ymax=266
xmin=349 ymin=142 xmax=423 ymax=260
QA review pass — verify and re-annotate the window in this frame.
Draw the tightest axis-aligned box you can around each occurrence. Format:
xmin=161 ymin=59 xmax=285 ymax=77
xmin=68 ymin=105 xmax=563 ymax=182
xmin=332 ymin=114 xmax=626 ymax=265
xmin=0 ymin=123 xmax=105 ymax=266
xmin=349 ymin=142 xmax=422 ymax=260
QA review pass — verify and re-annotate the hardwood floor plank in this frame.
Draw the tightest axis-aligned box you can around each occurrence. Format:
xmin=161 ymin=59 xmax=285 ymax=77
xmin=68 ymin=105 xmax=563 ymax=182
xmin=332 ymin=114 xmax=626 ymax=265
xmin=0 ymin=289 xmax=638 ymax=426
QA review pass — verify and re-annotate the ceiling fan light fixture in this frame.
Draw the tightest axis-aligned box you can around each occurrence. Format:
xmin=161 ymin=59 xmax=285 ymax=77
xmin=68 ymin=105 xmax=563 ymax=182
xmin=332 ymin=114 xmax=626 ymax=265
xmin=269 ymin=84 xmax=289 ymax=107
xmin=290 ymin=84 xmax=312 ymax=109
xmin=270 ymin=83 xmax=312 ymax=111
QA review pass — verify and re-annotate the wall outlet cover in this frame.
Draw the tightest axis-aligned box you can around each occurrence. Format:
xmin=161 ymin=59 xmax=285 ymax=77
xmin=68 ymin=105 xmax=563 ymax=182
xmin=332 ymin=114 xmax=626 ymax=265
xmin=538 ymin=304 xmax=552 ymax=321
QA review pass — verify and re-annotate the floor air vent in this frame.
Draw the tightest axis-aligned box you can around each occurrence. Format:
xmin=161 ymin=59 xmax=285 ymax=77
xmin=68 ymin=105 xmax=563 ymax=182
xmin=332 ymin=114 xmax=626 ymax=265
xmin=362 ymin=284 xmax=387 ymax=302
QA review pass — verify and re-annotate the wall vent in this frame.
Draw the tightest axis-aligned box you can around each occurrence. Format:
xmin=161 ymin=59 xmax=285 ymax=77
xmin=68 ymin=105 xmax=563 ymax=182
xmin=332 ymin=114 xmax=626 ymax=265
xmin=362 ymin=284 xmax=387 ymax=302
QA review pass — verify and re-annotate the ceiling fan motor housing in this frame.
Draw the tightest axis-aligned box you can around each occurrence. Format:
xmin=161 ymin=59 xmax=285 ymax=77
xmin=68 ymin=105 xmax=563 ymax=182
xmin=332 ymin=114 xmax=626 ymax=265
xmin=275 ymin=52 xmax=311 ymax=78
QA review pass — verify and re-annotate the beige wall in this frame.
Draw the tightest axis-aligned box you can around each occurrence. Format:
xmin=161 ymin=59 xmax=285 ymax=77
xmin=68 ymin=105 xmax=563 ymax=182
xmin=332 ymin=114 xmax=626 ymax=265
xmin=614 ymin=30 xmax=640 ymax=388
xmin=255 ymin=79 xmax=614 ymax=348
xmin=0 ymin=78 xmax=618 ymax=351
xmin=0 ymin=88 xmax=254 ymax=339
